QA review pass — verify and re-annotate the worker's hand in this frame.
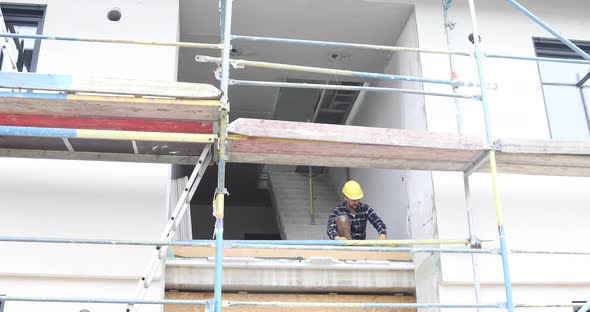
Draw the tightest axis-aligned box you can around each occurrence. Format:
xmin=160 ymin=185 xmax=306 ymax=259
xmin=378 ymin=234 xmax=387 ymax=240
xmin=334 ymin=236 xmax=347 ymax=240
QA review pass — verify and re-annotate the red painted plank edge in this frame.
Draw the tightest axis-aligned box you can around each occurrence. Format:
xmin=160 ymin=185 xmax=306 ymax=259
xmin=0 ymin=114 xmax=213 ymax=134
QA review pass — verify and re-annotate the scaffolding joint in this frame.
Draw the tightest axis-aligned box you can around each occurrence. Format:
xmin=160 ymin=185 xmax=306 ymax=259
xmin=469 ymin=237 xmax=482 ymax=249
xmin=215 ymin=187 xmax=229 ymax=197
xmin=445 ymin=21 xmax=456 ymax=31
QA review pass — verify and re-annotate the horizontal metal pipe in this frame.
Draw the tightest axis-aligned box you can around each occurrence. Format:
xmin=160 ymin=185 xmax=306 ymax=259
xmin=515 ymin=303 xmax=579 ymax=308
xmin=511 ymin=250 xmax=590 ymax=256
xmin=504 ymin=0 xmax=590 ymax=63
xmin=230 ymin=79 xmax=479 ymax=100
xmin=224 ymin=301 xmax=503 ymax=309
xmin=0 ymin=295 xmax=210 ymax=305
xmin=0 ymin=32 xmax=222 ymax=49
xmin=542 ymin=82 xmax=585 ymax=87
xmin=196 ymin=55 xmax=454 ymax=85
xmin=0 ymin=236 xmax=469 ymax=246
xmin=485 ymin=53 xmax=590 ymax=64
xmin=0 ymin=235 xmax=206 ymax=246
xmin=229 ymin=239 xmax=470 ymax=246
xmin=229 ymin=243 xmax=499 ymax=254
xmin=231 ymin=34 xmax=471 ymax=56
xmin=0 ymin=236 xmax=499 ymax=253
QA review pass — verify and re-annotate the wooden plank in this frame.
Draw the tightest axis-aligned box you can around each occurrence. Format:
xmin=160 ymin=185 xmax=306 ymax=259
xmin=227 ymin=119 xmax=483 ymax=171
xmin=0 ymin=126 xmax=215 ymax=143
xmin=495 ymin=138 xmax=590 ymax=155
xmin=495 ymin=153 xmax=590 ymax=168
xmin=0 ymin=93 xmax=219 ymax=121
xmin=229 ymin=152 xmax=469 ymax=171
xmin=493 ymin=163 xmax=590 ymax=177
xmin=165 ymin=291 xmax=416 ymax=312
xmin=229 ymin=137 xmax=481 ymax=162
xmin=0 ymin=113 xmax=214 ymax=134
xmin=0 ymin=148 xmax=203 ymax=164
xmin=229 ymin=118 xmax=483 ymax=150
xmin=475 ymin=152 xmax=590 ymax=176
xmin=174 ymin=246 xmax=412 ymax=261
xmin=0 ymin=72 xmax=221 ymax=99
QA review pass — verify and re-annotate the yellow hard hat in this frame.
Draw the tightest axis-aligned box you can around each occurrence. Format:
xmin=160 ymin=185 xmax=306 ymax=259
xmin=342 ymin=180 xmax=364 ymax=200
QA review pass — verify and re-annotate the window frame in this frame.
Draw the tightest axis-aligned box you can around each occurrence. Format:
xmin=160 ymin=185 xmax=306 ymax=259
xmin=0 ymin=3 xmax=46 ymax=72
xmin=534 ymin=37 xmax=590 ymax=139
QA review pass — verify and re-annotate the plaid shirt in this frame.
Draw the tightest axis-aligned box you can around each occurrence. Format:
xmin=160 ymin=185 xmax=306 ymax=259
xmin=326 ymin=202 xmax=387 ymax=240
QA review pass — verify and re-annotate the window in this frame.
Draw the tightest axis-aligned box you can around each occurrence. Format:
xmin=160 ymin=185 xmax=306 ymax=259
xmin=534 ymin=37 xmax=590 ymax=139
xmin=0 ymin=4 xmax=45 ymax=73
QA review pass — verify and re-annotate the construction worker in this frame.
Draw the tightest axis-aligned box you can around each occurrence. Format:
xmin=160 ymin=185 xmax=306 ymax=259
xmin=327 ymin=180 xmax=387 ymax=240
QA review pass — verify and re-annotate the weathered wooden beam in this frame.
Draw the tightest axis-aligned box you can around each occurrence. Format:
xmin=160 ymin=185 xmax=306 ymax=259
xmin=0 ymin=92 xmax=220 ymax=121
xmin=174 ymin=246 xmax=412 ymax=261
xmin=0 ymin=113 xmax=213 ymax=134
xmin=228 ymin=118 xmax=484 ymax=171
xmin=495 ymin=138 xmax=590 ymax=155
xmin=0 ymin=148 xmax=202 ymax=164
xmin=229 ymin=118 xmax=483 ymax=149
xmin=229 ymin=152 xmax=469 ymax=171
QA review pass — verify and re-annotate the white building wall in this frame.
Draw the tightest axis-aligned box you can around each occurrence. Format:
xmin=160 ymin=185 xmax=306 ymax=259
xmin=337 ymin=11 xmax=427 ymax=241
xmin=412 ymin=0 xmax=590 ymax=310
xmin=0 ymin=1 xmax=179 ymax=311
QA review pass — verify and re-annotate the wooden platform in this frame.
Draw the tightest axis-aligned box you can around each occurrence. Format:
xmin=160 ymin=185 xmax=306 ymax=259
xmin=3 ymin=111 xmax=590 ymax=175
xmin=227 ymin=119 xmax=590 ymax=177
xmin=228 ymin=118 xmax=484 ymax=171
xmin=174 ymin=246 xmax=412 ymax=261
xmin=493 ymin=138 xmax=590 ymax=176
xmin=165 ymin=291 xmax=416 ymax=312
xmin=0 ymin=73 xmax=221 ymax=164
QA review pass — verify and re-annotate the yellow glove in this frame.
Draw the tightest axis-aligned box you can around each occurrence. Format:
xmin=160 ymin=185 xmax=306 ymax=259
xmin=378 ymin=234 xmax=387 ymax=240
xmin=334 ymin=236 xmax=347 ymax=240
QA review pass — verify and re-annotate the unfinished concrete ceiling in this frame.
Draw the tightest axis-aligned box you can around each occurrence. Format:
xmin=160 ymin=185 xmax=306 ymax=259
xmin=178 ymin=0 xmax=414 ymax=120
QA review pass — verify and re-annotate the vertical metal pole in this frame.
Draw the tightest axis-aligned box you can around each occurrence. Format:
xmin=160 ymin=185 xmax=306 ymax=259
xmin=466 ymin=1 xmax=514 ymax=311
xmin=576 ymin=73 xmax=590 ymax=131
xmin=308 ymin=166 xmax=315 ymax=225
xmin=442 ymin=0 xmax=464 ymax=134
xmin=463 ymin=175 xmax=482 ymax=309
xmin=215 ymin=0 xmax=233 ymax=311
xmin=444 ymin=1 xmax=481 ymax=308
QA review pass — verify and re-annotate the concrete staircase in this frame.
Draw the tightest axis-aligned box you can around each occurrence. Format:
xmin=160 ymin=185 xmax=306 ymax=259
xmin=267 ymin=171 xmax=340 ymax=240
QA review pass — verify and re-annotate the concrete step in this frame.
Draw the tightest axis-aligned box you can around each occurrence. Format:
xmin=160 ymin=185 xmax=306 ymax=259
xmin=279 ymin=216 xmax=330 ymax=226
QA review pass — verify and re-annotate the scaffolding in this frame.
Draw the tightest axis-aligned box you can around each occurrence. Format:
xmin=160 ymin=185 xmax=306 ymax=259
xmin=0 ymin=0 xmax=590 ymax=311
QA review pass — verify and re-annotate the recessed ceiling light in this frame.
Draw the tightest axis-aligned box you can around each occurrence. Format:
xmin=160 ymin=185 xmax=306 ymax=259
xmin=328 ymin=52 xmax=343 ymax=62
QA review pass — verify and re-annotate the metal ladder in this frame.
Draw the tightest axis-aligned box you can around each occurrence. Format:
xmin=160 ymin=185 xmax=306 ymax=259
xmin=127 ymin=144 xmax=213 ymax=312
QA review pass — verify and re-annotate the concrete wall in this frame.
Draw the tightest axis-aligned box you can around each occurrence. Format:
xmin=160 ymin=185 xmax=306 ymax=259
xmin=329 ymin=11 xmax=425 ymax=241
xmin=412 ymin=0 xmax=590 ymax=309
xmin=0 ymin=1 xmax=179 ymax=311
